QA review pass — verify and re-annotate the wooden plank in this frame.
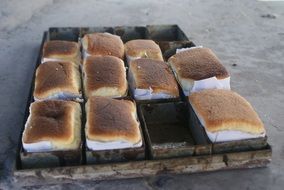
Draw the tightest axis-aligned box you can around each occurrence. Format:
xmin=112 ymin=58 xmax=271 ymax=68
xmin=14 ymin=148 xmax=271 ymax=186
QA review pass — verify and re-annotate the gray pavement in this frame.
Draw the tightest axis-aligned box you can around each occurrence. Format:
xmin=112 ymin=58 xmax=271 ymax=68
xmin=0 ymin=0 xmax=283 ymax=189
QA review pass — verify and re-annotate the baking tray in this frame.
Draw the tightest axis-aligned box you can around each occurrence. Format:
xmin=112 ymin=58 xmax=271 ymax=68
xmin=138 ymin=101 xmax=210 ymax=159
xmin=14 ymin=25 xmax=272 ymax=184
xmin=20 ymin=146 xmax=82 ymax=169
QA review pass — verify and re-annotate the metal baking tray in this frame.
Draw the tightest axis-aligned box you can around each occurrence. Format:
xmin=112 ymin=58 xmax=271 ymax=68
xmin=14 ymin=25 xmax=272 ymax=185
xmin=20 ymin=146 xmax=82 ymax=169
xmin=138 ymin=101 xmax=208 ymax=159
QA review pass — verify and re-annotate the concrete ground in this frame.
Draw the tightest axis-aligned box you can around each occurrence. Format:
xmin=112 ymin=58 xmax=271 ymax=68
xmin=0 ymin=0 xmax=283 ymax=189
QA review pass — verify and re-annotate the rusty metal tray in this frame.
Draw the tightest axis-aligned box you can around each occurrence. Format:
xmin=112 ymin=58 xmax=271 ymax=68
xmin=14 ymin=25 xmax=272 ymax=184
xmin=138 ymin=102 xmax=199 ymax=159
xmin=20 ymin=145 xmax=83 ymax=169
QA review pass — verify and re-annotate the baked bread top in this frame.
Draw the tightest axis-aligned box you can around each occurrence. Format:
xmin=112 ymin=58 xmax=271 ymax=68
xmin=189 ymin=89 xmax=265 ymax=134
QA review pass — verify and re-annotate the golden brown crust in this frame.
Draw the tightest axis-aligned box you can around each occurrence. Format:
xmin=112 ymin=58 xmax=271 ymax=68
xmin=129 ymin=58 xmax=179 ymax=96
xmin=33 ymin=61 xmax=81 ymax=100
xmin=83 ymin=56 xmax=127 ymax=98
xmin=188 ymin=89 xmax=265 ymax=134
xmin=42 ymin=40 xmax=80 ymax=60
xmin=168 ymin=48 xmax=229 ymax=80
xmin=82 ymin=33 xmax=124 ymax=59
xmin=125 ymin=40 xmax=163 ymax=61
xmin=86 ymin=97 xmax=141 ymax=144
xmin=23 ymin=100 xmax=79 ymax=143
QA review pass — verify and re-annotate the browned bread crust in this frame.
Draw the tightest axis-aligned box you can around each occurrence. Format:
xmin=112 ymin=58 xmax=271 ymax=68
xmin=85 ymin=97 xmax=141 ymax=144
xmin=168 ymin=48 xmax=229 ymax=80
xmin=129 ymin=58 xmax=179 ymax=96
xmin=82 ymin=33 xmax=124 ymax=59
xmin=42 ymin=40 xmax=80 ymax=62
xmin=125 ymin=40 xmax=163 ymax=61
xmin=23 ymin=100 xmax=80 ymax=144
xmin=83 ymin=56 xmax=127 ymax=98
xmin=33 ymin=61 xmax=81 ymax=100
xmin=188 ymin=89 xmax=265 ymax=134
